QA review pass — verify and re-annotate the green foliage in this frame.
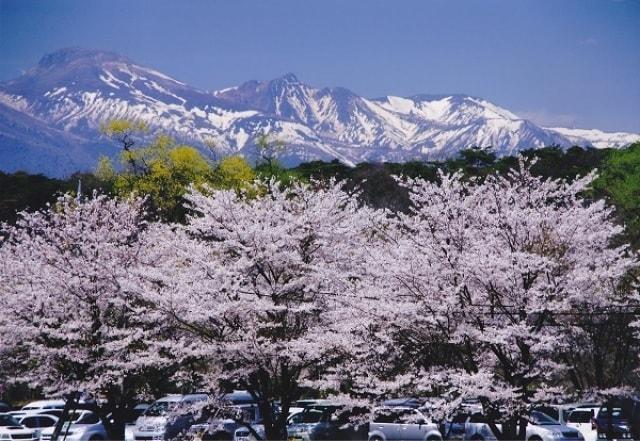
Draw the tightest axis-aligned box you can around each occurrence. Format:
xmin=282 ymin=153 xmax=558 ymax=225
xmin=594 ymin=142 xmax=640 ymax=247
xmin=100 ymin=119 xmax=149 ymax=137
xmin=113 ymin=135 xmax=214 ymax=222
xmin=94 ymin=155 xmax=117 ymax=184
xmin=213 ymin=155 xmax=256 ymax=190
xmin=255 ymin=132 xmax=286 ymax=176
xmin=0 ymin=171 xmax=110 ymax=225
xmin=101 ymin=119 xmax=150 ymax=175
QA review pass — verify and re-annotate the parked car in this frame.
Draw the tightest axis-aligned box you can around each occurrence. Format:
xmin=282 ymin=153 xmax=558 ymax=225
xmin=0 ymin=413 xmax=38 ymax=441
xmin=17 ymin=414 xmax=58 ymax=441
xmin=595 ymin=397 xmax=640 ymax=440
xmin=195 ymin=402 xmax=265 ymax=441
xmin=10 ymin=401 xmax=67 ymax=420
xmin=369 ymin=406 xmax=442 ymax=441
xmin=536 ymin=404 xmax=600 ymax=426
xmin=0 ymin=403 xmax=11 ymax=413
xmin=382 ymin=399 xmax=426 ymax=410
xmin=440 ymin=410 xmax=496 ymax=441
xmin=287 ymin=404 xmax=367 ymax=441
xmin=441 ymin=410 xmax=584 ymax=441
xmin=234 ymin=408 xmax=305 ymax=441
xmin=39 ymin=410 xmax=108 ymax=441
xmin=566 ymin=408 xmax=599 ymax=441
xmin=133 ymin=394 xmax=208 ymax=441
xmin=121 ymin=404 xmax=151 ymax=441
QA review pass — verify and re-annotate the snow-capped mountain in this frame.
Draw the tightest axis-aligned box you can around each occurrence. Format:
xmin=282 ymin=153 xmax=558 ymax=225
xmin=1 ymin=47 xmax=638 ymax=177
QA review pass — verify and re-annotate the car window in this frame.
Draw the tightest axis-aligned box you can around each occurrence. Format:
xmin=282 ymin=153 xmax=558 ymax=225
xmin=21 ymin=417 xmax=41 ymax=428
xmin=569 ymin=411 xmax=592 ymax=423
xmin=75 ymin=412 xmax=99 ymax=425
xmin=597 ymin=408 xmax=624 ymax=419
xmin=0 ymin=415 xmax=21 ymax=427
xmin=40 ymin=416 xmax=57 ymax=427
xmin=530 ymin=411 xmax=560 ymax=425
xmin=373 ymin=409 xmax=397 ymax=424
xmin=144 ymin=401 xmax=178 ymax=417
xmin=396 ymin=410 xmax=422 ymax=424
xmin=238 ymin=407 xmax=257 ymax=422
xmin=289 ymin=413 xmax=303 ymax=424
xmin=301 ymin=409 xmax=324 ymax=424
xmin=535 ymin=407 xmax=560 ymax=421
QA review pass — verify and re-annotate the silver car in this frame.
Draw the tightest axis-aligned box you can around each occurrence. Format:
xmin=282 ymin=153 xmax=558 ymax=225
xmin=442 ymin=410 xmax=584 ymax=441
xmin=369 ymin=407 xmax=442 ymax=441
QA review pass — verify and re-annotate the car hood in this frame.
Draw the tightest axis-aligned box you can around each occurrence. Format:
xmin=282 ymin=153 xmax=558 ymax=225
xmin=135 ymin=416 xmax=168 ymax=427
xmin=533 ymin=424 xmax=578 ymax=434
xmin=0 ymin=426 xmax=35 ymax=434
xmin=288 ymin=423 xmax=322 ymax=432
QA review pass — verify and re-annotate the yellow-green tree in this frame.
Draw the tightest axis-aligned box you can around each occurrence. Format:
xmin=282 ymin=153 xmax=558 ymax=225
xmin=214 ymin=155 xmax=256 ymax=190
xmin=94 ymin=155 xmax=117 ymax=184
xmin=114 ymin=134 xmax=214 ymax=221
xmin=100 ymin=119 xmax=149 ymax=175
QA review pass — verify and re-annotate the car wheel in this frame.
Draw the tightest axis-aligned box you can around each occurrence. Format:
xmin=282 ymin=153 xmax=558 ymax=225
xmin=369 ymin=436 xmax=384 ymax=441
xmin=528 ymin=436 xmax=543 ymax=441
xmin=88 ymin=436 xmax=104 ymax=441
xmin=427 ymin=436 xmax=442 ymax=441
xmin=470 ymin=435 xmax=484 ymax=441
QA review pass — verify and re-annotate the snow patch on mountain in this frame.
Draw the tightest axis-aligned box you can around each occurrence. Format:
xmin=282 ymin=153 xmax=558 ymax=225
xmin=546 ymin=127 xmax=640 ymax=149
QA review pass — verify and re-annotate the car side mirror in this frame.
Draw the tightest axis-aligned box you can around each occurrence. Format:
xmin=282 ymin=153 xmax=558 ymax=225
xmin=417 ymin=418 xmax=426 ymax=425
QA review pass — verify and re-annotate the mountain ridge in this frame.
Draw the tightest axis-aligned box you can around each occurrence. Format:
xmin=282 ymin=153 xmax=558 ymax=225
xmin=1 ymin=47 xmax=638 ymax=177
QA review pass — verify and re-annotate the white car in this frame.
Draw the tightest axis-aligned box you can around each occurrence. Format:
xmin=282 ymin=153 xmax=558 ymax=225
xmin=0 ymin=413 xmax=38 ymax=441
xmin=369 ymin=406 xmax=443 ymax=441
xmin=133 ymin=394 xmax=208 ymax=441
xmin=10 ymin=402 xmax=67 ymax=420
xmin=17 ymin=414 xmax=58 ymax=441
xmin=39 ymin=411 xmax=108 ymax=441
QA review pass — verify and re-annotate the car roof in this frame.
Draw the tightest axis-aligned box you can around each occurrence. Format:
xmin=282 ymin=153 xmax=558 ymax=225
xmin=376 ymin=406 xmax=419 ymax=411
xmin=22 ymin=400 xmax=66 ymax=408
xmin=19 ymin=414 xmax=58 ymax=421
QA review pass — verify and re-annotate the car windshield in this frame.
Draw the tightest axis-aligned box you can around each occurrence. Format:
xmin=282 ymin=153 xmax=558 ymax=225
xmin=73 ymin=412 xmax=99 ymax=425
xmin=531 ymin=411 xmax=560 ymax=425
xmin=144 ymin=401 xmax=178 ymax=417
xmin=0 ymin=415 xmax=21 ymax=426
xmin=569 ymin=411 xmax=593 ymax=423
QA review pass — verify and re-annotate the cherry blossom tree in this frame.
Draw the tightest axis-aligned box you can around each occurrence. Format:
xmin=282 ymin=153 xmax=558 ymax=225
xmin=133 ymin=180 xmax=379 ymax=440
xmin=0 ymin=194 xmax=182 ymax=438
xmin=346 ymin=161 xmax=637 ymax=437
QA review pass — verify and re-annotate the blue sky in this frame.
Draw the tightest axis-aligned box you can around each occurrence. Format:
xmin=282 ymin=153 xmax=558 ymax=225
xmin=1 ymin=0 xmax=639 ymax=132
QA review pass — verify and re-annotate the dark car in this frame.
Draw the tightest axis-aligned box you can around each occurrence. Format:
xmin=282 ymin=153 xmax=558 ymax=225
xmin=0 ymin=402 xmax=11 ymax=413
xmin=596 ymin=397 xmax=640 ymax=440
